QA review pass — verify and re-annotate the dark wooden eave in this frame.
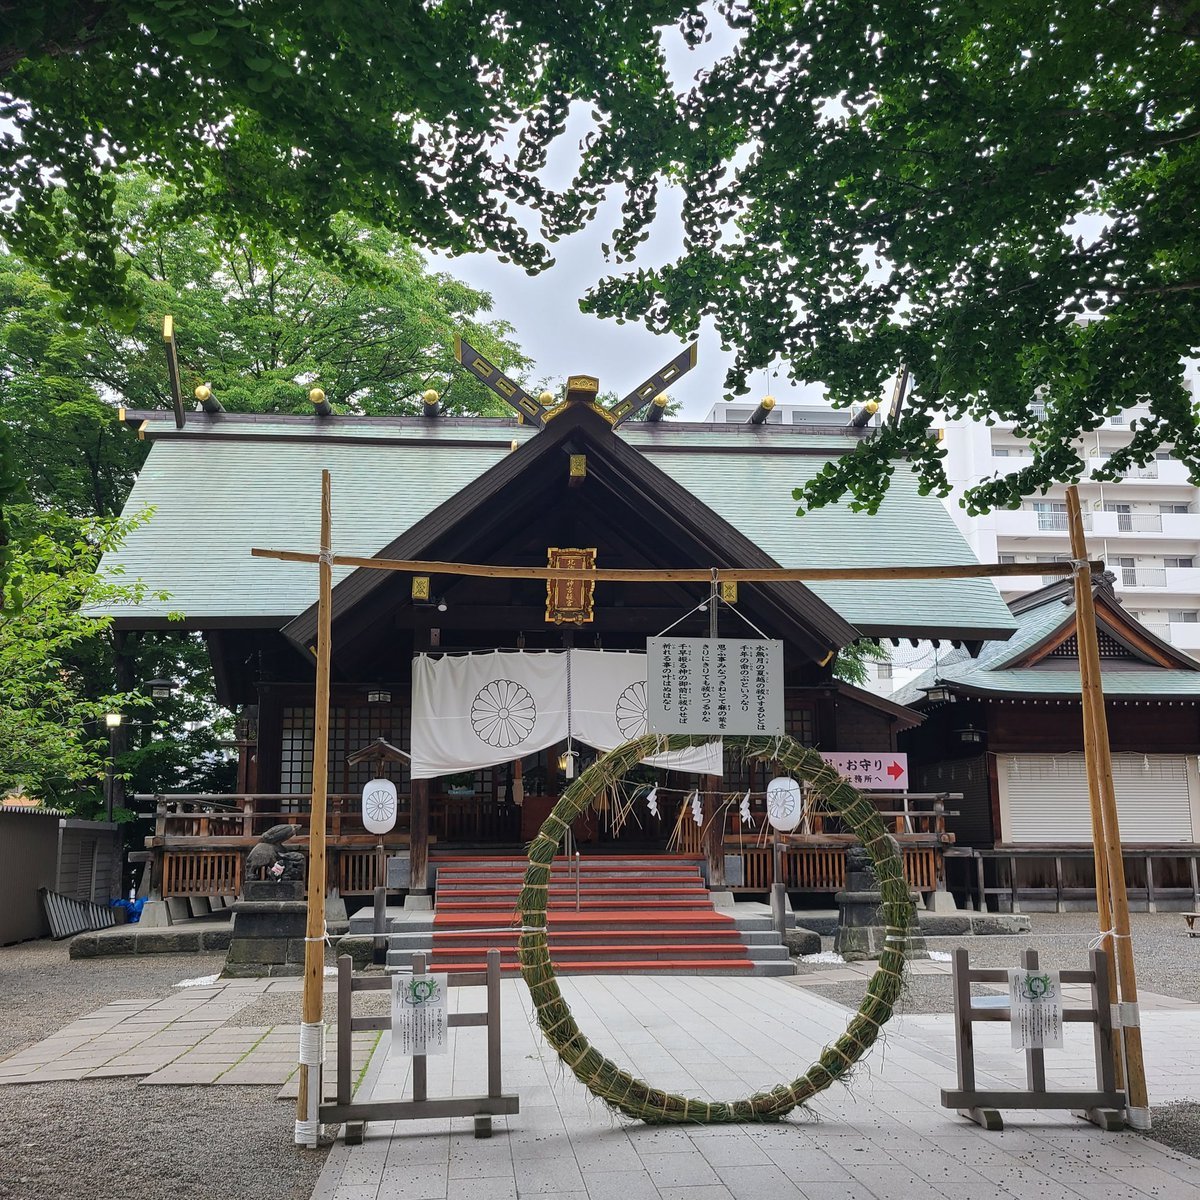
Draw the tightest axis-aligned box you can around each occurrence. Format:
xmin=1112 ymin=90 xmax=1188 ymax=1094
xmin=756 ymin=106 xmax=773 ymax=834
xmin=281 ymin=403 xmax=860 ymax=663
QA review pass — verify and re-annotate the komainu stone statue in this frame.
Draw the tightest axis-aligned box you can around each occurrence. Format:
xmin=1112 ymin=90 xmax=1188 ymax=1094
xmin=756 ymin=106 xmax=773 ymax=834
xmin=244 ymin=823 xmax=305 ymax=881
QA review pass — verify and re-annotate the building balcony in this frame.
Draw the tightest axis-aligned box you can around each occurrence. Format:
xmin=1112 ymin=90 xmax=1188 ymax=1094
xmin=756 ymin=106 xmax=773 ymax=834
xmin=1088 ymin=512 xmax=1200 ymax=539
xmin=1085 ymin=456 xmax=1160 ymax=481
xmin=994 ymin=509 xmax=1090 ymax=538
xmin=1113 ymin=566 xmax=1200 ymax=594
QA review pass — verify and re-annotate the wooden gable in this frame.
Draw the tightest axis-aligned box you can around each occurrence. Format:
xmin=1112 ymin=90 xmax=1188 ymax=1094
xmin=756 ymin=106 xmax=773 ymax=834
xmin=281 ymin=402 xmax=861 ymax=673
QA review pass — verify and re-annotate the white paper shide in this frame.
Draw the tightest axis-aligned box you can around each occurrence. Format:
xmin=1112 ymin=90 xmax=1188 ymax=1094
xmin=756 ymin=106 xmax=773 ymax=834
xmin=1007 ymin=967 xmax=1064 ymax=1050
xmin=391 ymin=973 xmax=450 ymax=1057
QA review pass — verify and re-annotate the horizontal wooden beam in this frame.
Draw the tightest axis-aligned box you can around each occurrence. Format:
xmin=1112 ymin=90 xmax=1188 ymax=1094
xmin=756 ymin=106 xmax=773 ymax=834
xmin=318 ymin=1096 xmax=520 ymax=1124
xmin=251 ymin=547 xmax=1101 ymax=584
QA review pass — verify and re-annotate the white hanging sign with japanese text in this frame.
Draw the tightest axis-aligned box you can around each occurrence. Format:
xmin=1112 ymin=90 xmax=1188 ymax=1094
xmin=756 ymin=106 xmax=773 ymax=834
xmin=1007 ymin=968 xmax=1064 ymax=1050
xmin=391 ymin=973 xmax=450 ymax=1057
xmin=646 ymin=637 xmax=784 ymax=736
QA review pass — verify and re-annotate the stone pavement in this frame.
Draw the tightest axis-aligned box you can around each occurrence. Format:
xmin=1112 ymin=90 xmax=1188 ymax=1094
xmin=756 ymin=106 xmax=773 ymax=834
xmin=312 ymin=974 xmax=1200 ymax=1200
xmin=0 ymin=977 xmax=377 ymax=1096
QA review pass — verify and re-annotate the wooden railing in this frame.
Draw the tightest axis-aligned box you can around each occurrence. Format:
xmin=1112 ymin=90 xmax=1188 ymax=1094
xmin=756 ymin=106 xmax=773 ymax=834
xmin=163 ymin=850 xmax=242 ymax=897
xmin=949 ymin=846 xmax=1200 ymax=913
xmin=728 ymin=843 xmax=940 ymax=894
xmin=338 ymin=848 xmax=380 ymax=896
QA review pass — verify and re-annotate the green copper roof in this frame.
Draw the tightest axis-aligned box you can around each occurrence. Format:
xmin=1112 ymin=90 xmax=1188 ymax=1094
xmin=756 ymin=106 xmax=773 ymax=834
xmin=641 ymin=450 xmax=1015 ymax=637
xmin=893 ymin=594 xmax=1200 ymax=702
xmin=92 ymin=438 xmax=512 ymax=621
xmin=93 ymin=415 xmax=1017 ymax=638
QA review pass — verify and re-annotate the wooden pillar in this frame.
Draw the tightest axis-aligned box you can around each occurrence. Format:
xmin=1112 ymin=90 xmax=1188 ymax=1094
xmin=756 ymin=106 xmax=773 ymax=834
xmin=1067 ymin=485 xmax=1147 ymax=1126
xmin=410 ymin=779 xmax=430 ymax=895
xmin=703 ymin=774 xmax=726 ymax=888
xmin=296 ymin=469 xmax=333 ymax=1147
xmin=409 ymin=622 xmax=433 ymax=899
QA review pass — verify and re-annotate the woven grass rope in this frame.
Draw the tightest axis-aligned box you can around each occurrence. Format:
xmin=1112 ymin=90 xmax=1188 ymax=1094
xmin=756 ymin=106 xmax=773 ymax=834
xmin=517 ymin=732 xmax=916 ymax=1124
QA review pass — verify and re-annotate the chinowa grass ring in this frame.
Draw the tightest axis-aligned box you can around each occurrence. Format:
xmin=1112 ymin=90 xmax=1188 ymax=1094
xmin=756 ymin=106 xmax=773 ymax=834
xmin=516 ymin=732 xmax=916 ymax=1124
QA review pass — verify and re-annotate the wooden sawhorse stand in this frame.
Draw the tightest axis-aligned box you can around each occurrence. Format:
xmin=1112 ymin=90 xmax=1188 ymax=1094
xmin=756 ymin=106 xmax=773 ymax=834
xmin=940 ymin=947 xmax=1125 ymax=1131
xmin=319 ymin=949 xmax=519 ymax=1144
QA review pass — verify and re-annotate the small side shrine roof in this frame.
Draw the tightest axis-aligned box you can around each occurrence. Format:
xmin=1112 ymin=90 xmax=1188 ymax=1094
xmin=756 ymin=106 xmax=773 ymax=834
xmin=92 ymin=409 xmax=1017 ymax=643
xmin=893 ymin=578 xmax=1200 ymax=704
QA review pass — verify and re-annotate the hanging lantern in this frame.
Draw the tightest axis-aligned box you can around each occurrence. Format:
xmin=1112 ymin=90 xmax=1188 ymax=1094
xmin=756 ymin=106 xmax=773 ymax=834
xmin=361 ymin=778 xmax=398 ymax=835
xmin=766 ymin=777 xmax=803 ymax=832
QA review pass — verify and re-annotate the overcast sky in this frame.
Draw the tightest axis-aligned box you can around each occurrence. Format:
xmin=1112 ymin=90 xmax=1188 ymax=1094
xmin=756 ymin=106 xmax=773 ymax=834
xmin=429 ymin=15 xmax=827 ymax=421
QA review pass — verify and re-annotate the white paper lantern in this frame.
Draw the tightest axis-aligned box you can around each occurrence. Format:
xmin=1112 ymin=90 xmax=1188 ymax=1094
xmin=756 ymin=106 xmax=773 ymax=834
xmin=765 ymin=776 xmax=803 ymax=832
xmin=361 ymin=777 xmax=398 ymax=835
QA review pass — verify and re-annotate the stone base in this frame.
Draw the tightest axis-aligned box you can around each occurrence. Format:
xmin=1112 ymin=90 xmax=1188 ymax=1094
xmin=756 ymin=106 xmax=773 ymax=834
xmin=137 ymin=900 xmax=173 ymax=929
xmin=223 ymin=886 xmax=310 ymax=977
xmin=709 ymin=890 xmax=736 ymax=910
xmin=333 ymin=934 xmax=375 ymax=971
xmin=926 ymin=889 xmax=958 ymax=914
xmin=403 ymin=891 xmax=434 ymax=912
xmin=221 ymin=961 xmax=304 ymax=978
xmin=165 ymin=897 xmax=192 ymax=922
xmin=783 ymin=927 xmax=821 ymax=957
xmin=834 ymin=923 xmax=929 ymax=962
xmin=325 ymin=894 xmax=348 ymax=924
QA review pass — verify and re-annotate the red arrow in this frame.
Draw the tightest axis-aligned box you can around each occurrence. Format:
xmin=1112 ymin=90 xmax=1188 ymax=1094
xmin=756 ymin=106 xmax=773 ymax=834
xmin=887 ymin=761 xmax=905 ymax=781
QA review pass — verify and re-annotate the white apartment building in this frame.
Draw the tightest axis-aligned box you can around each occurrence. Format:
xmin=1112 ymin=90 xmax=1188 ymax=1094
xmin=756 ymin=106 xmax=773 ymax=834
xmin=705 ymin=389 xmax=1200 ymax=688
xmin=940 ymin=404 xmax=1200 ymax=658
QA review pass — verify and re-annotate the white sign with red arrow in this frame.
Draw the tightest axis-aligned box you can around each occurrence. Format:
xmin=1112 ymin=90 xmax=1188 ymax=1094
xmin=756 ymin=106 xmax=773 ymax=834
xmin=819 ymin=752 xmax=908 ymax=790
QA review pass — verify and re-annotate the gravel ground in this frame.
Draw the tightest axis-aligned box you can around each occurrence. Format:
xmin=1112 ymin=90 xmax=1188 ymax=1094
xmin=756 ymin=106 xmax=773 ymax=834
xmin=793 ymin=911 xmax=1200 ymax=1012
xmin=0 ymin=939 xmax=332 ymax=1200
xmin=1148 ymin=1102 xmax=1200 ymax=1161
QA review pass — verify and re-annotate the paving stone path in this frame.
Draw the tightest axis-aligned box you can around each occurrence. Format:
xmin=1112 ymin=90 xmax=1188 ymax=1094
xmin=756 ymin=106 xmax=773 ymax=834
xmin=0 ymin=979 xmax=377 ymax=1097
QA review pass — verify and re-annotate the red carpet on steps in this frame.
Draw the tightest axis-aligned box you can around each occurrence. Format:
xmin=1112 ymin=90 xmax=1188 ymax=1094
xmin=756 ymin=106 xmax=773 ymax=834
xmin=428 ymin=855 xmax=758 ymax=975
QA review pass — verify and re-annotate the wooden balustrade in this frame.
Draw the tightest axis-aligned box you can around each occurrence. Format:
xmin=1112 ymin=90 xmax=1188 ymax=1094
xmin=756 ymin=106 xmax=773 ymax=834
xmin=163 ymin=850 xmax=242 ymax=897
xmin=725 ymin=841 xmax=944 ymax=894
xmin=145 ymin=790 xmax=952 ymax=900
xmin=339 ymin=849 xmax=379 ymax=896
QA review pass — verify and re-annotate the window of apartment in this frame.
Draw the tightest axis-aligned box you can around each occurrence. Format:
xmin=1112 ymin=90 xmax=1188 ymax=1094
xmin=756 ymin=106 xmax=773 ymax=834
xmin=1160 ymin=503 xmax=1192 ymax=515
xmin=998 ymin=553 xmax=1017 ymax=564
xmin=1165 ymin=557 xmax=1195 ymax=569
xmin=877 ymin=663 xmax=893 ymax=679
xmin=994 ymin=447 xmax=1009 ymax=457
xmin=1156 ymin=451 xmax=1173 ymax=460
xmin=1168 ymin=610 xmax=1200 ymax=623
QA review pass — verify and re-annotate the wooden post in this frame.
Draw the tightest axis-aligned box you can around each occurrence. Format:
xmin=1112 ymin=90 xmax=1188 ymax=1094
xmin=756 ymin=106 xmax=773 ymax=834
xmin=1066 ymin=485 xmax=1148 ymax=1127
xmin=410 ymin=779 xmax=430 ymax=899
xmin=296 ymin=469 xmax=334 ymax=1147
xmin=703 ymin=576 xmax=726 ymax=889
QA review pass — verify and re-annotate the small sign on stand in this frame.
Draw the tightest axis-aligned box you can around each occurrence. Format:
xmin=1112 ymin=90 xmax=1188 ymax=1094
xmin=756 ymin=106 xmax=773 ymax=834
xmin=321 ymin=950 xmax=519 ymax=1145
xmin=941 ymin=947 xmax=1124 ymax=1131
xmin=1008 ymin=966 xmax=1063 ymax=1050
xmin=392 ymin=972 xmax=450 ymax=1057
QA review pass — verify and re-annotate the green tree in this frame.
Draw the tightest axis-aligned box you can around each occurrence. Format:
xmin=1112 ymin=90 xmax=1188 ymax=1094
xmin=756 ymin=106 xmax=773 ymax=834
xmin=581 ymin=2 xmax=1200 ymax=516
xmin=0 ymin=175 xmax=530 ymax=805
xmin=831 ymin=640 xmax=890 ymax=689
xmin=0 ymin=177 xmax=530 ymax=514
xmin=0 ymin=510 xmax=156 ymax=806
xmin=0 ymin=3 xmax=697 ymax=319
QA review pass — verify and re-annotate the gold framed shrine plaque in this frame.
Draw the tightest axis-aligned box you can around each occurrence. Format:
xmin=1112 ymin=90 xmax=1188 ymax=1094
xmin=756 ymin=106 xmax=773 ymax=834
xmin=546 ymin=547 xmax=596 ymax=625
